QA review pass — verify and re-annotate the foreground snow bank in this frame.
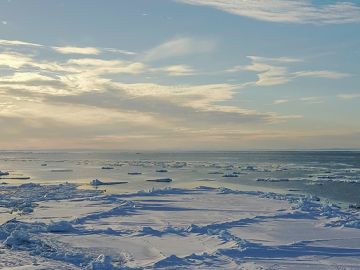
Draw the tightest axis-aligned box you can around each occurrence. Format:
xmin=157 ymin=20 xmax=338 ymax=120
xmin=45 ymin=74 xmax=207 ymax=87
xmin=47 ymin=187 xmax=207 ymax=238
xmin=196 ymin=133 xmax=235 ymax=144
xmin=0 ymin=183 xmax=102 ymax=215
xmin=0 ymin=183 xmax=359 ymax=269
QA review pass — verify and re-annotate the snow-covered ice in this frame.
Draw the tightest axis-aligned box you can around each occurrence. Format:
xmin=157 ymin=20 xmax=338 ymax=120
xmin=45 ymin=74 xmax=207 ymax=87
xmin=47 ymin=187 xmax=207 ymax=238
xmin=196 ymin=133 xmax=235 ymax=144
xmin=0 ymin=181 xmax=359 ymax=269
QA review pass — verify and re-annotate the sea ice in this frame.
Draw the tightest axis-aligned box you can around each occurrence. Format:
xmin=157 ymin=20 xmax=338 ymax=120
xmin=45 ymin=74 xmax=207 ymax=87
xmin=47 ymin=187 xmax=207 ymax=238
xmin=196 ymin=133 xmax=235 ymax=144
xmin=0 ymin=183 xmax=359 ymax=269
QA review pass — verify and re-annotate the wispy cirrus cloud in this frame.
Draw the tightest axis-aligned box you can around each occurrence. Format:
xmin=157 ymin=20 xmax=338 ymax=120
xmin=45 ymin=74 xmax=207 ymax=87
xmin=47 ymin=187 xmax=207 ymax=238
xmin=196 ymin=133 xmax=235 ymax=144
xmin=293 ymin=70 xmax=350 ymax=79
xmin=0 ymin=38 xmax=136 ymax=56
xmin=52 ymin=46 xmax=101 ymax=55
xmin=337 ymin=93 xmax=360 ymax=100
xmin=152 ymin=65 xmax=195 ymax=76
xmin=300 ymin=96 xmax=324 ymax=104
xmin=0 ymin=39 xmax=42 ymax=47
xmin=102 ymin=47 xmax=137 ymax=55
xmin=52 ymin=46 xmax=136 ymax=56
xmin=245 ymin=61 xmax=290 ymax=86
xmin=247 ymin=56 xmax=302 ymax=63
xmin=273 ymin=97 xmax=328 ymax=105
xmin=273 ymin=99 xmax=289 ymax=104
xmin=67 ymin=58 xmax=147 ymax=75
xmin=144 ymin=37 xmax=216 ymax=61
xmin=227 ymin=56 xmax=351 ymax=86
xmin=227 ymin=56 xmax=300 ymax=86
xmin=176 ymin=0 xmax=360 ymax=24
xmin=0 ymin=52 xmax=34 ymax=69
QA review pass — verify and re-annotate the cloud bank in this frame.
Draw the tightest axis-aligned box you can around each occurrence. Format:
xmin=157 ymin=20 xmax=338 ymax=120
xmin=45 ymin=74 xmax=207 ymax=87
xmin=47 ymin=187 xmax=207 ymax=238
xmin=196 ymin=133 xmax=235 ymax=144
xmin=0 ymin=37 xmax=355 ymax=149
xmin=176 ymin=0 xmax=360 ymax=24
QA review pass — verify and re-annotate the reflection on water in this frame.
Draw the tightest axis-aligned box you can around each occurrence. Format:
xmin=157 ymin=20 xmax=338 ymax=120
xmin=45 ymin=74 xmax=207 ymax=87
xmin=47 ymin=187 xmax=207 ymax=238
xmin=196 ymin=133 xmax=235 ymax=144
xmin=0 ymin=151 xmax=359 ymax=205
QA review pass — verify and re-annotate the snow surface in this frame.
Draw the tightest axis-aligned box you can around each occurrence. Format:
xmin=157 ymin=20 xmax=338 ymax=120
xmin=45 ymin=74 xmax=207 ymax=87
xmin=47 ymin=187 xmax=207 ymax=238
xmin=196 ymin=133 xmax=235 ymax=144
xmin=0 ymin=183 xmax=359 ymax=269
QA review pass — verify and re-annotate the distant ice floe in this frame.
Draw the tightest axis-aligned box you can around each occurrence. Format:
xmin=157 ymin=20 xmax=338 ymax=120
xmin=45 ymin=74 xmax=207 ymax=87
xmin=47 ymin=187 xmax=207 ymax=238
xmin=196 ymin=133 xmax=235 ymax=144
xmin=51 ymin=169 xmax=74 ymax=172
xmin=256 ymin=177 xmax=289 ymax=182
xmin=0 ymin=170 xmax=31 ymax=180
xmin=156 ymin=169 xmax=168 ymax=173
xmin=222 ymin=173 xmax=239 ymax=178
xmin=101 ymin=166 xmax=114 ymax=170
xmin=208 ymin=171 xmax=223 ymax=175
xmin=125 ymin=160 xmax=187 ymax=169
xmin=304 ymin=167 xmax=360 ymax=184
xmin=146 ymin=178 xmax=173 ymax=183
xmin=0 ymin=170 xmax=9 ymax=176
xmin=90 ymin=179 xmax=128 ymax=186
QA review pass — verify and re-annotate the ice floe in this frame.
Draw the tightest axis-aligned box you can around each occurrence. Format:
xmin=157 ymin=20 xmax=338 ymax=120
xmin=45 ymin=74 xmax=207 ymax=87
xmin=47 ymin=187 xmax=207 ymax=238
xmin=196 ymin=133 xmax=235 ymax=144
xmin=146 ymin=178 xmax=172 ymax=183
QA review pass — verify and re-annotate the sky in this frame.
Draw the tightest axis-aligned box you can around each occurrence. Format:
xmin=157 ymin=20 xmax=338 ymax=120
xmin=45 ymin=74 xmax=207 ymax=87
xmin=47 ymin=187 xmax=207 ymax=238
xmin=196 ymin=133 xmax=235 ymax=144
xmin=0 ymin=0 xmax=359 ymax=150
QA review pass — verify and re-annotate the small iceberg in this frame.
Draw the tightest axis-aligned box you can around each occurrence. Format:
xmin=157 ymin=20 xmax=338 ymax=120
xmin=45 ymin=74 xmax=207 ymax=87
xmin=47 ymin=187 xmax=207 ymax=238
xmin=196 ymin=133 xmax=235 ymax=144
xmin=256 ymin=178 xmax=289 ymax=182
xmin=146 ymin=178 xmax=173 ymax=183
xmin=90 ymin=179 xmax=128 ymax=186
xmin=47 ymin=221 xmax=74 ymax=233
xmin=19 ymin=183 xmax=40 ymax=188
xmin=88 ymin=254 xmax=116 ymax=270
xmin=0 ymin=170 xmax=9 ymax=176
xmin=197 ymin=179 xmax=216 ymax=182
xmin=156 ymin=169 xmax=168 ymax=173
xmin=101 ymin=166 xmax=114 ymax=170
xmin=51 ymin=169 xmax=73 ymax=172
xmin=243 ymin=165 xmax=256 ymax=171
xmin=0 ymin=176 xmax=31 ymax=180
xmin=222 ymin=173 xmax=239 ymax=178
xmin=349 ymin=204 xmax=360 ymax=210
xmin=208 ymin=171 xmax=223 ymax=175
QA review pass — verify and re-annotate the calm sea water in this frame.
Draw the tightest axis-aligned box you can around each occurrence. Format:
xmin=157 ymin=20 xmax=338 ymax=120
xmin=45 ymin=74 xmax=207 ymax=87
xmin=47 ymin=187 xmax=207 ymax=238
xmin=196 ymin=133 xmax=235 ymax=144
xmin=0 ymin=151 xmax=359 ymax=205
